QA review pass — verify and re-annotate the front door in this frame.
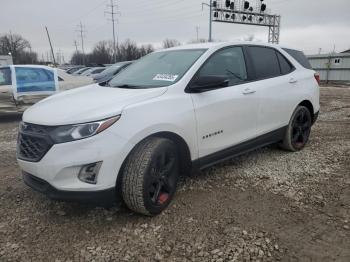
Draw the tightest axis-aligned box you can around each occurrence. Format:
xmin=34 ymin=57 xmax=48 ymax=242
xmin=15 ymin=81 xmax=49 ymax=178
xmin=190 ymin=46 xmax=260 ymax=159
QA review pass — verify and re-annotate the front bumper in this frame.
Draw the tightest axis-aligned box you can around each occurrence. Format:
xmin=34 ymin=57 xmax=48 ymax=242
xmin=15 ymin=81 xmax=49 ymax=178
xmin=17 ymin=128 xmax=135 ymax=194
xmin=23 ymin=172 xmax=117 ymax=206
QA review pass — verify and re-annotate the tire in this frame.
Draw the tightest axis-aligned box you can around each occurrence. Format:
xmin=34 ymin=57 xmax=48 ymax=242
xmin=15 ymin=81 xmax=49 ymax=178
xmin=121 ymin=137 xmax=179 ymax=216
xmin=280 ymin=105 xmax=312 ymax=152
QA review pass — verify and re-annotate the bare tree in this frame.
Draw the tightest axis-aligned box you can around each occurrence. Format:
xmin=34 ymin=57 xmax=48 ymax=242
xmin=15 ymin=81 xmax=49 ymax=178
xmin=188 ymin=38 xmax=208 ymax=44
xmin=70 ymin=39 xmax=155 ymax=65
xmin=0 ymin=33 xmax=31 ymax=64
xmin=162 ymin=39 xmax=181 ymax=49
xmin=89 ymin=41 xmax=113 ymax=64
xmin=138 ymin=44 xmax=154 ymax=57
xmin=17 ymin=51 xmax=38 ymax=64
xmin=70 ymin=51 xmax=85 ymax=65
xmin=243 ymin=34 xmax=255 ymax=41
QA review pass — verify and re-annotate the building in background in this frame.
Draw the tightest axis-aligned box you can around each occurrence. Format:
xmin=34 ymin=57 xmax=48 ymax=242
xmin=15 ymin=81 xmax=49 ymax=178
xmin=308 ymin=50 xmax=350 ymax=84
xmin=0 ymin=55 xmax=13 ymax=66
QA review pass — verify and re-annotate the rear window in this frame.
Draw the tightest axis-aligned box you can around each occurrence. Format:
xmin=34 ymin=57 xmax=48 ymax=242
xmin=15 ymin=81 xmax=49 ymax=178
xmin=283 ymin=48 xmax=312 ymax=69
xmin=15 ymin=67 xmax=56 ymax=92
xmin=248 ymin=46 xmax=280 ymax=79
xmin=0 ymin=67 xmax=12 ymax=86
xmin=276 ymin=52 xmax=294 ymax=75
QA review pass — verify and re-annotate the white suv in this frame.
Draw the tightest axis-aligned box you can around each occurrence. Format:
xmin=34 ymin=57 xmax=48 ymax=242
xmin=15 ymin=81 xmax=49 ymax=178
xmin=17 ymin=42 xmax=320 ymax=215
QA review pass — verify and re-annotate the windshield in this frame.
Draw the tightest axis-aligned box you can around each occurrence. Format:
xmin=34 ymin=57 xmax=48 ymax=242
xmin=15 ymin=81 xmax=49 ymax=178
xmin=99 ymin=63 xmax=126 ymax=76
xmin=109 ymin=49 xmax=206 ymax=88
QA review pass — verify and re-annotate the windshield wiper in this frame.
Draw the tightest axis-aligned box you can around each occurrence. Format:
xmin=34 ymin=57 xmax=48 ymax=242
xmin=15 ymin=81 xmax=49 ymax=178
xmin=112 ymin=84 xmax=140 ymax=89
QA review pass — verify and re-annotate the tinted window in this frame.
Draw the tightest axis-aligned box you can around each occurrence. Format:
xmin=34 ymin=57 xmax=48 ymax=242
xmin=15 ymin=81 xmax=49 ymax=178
xmin=198 ymin=47 xmax=247 ymax=86
xmin=248 ymin=46 xmax=280 ymax=79
xmin=276 ymin=52 xmax=294 ymax=75
xmin=15 ymin=67 xmax=56 ymax=92
xmin=283 ymin=48 xmax=312 ymax=69
xmin=0 ymin=67 xmax=12 ymax=86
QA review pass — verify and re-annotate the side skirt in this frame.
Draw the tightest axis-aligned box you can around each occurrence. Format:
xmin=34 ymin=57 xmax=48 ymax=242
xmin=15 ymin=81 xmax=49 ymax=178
xmin=193 ymin=126 xmax=287 ymax=171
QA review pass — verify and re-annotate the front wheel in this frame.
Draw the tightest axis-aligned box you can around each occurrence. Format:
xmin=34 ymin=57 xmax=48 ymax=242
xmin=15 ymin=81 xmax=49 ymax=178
xmin=280 ymin=106 xmax=312 ymax=152
xmin=121 ymin=137 xmax=179 ymax=216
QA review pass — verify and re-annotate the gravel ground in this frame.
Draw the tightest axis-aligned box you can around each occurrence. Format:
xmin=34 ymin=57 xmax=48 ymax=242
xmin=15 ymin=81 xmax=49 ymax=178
xmin=0 ymin=86 xmax=349 ymax=261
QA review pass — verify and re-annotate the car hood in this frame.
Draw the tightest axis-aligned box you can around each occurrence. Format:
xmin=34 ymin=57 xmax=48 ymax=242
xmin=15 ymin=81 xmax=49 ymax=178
xmin=23 ymin=84 xmax=167 ymax=125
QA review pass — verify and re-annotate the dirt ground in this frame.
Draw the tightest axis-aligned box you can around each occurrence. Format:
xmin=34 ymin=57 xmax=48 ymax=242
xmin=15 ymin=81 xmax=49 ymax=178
xmin=0 ymin=86 xmax=349 ymax=262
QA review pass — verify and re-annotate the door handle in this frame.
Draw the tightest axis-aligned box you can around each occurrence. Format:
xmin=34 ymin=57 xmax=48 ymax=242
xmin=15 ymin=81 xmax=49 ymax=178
xmin=242 ymin=88 xmax=256 ymax=95
xmin=289 ymin=77 xmax=297 ymax=84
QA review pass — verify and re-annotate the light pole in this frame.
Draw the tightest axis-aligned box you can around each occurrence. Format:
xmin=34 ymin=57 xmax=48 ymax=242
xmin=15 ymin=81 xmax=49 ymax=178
xmin=202 ymin=0 xmax=213 ymax=42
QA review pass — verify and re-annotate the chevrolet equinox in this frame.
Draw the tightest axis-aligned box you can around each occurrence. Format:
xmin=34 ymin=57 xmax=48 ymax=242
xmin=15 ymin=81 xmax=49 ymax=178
xmin=17 ymin=42 xmax=320 ymax=215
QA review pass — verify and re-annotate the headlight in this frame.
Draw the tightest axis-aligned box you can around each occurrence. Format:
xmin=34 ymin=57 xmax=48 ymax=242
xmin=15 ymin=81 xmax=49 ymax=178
xmin=50 ymin=115 xmax=120 ymax=143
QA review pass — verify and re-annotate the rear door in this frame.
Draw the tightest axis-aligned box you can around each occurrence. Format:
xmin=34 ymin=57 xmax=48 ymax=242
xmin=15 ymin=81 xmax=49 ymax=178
xmin=246 ymin=46 xmax=297 ymax=136
xmin=190 ymin=46 xmax=260 ymax=159
xmin=13 ymin=66 xmax=59 ymax=106
xmin=0 ymin=67 xmax=15 ymax=110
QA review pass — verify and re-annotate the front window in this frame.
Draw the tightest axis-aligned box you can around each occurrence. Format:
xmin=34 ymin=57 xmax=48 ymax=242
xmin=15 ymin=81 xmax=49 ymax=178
xmin=108 ymin=49 xmax=206 ymax=88
xmin=198 ymin=47 xmax=248 ymax=86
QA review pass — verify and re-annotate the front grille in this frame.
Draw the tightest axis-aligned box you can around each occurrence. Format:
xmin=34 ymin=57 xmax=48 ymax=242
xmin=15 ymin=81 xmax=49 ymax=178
xmin=17 ymin=123 xmax=53 ymax=162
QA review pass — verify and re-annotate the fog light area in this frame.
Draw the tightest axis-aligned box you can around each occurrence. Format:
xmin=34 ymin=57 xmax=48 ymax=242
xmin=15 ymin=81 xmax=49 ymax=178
xmin=78 ymin=162 xmax=102 ymax=184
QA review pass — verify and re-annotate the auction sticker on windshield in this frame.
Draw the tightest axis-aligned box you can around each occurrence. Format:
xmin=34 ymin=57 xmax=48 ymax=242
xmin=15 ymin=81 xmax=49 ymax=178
xmin=153 ymin=74 xmax=179 ymax=82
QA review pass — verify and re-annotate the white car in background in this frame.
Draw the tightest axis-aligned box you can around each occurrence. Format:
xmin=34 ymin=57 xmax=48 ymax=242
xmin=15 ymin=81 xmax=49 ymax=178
xmin=0 ymin=65 xmax=93 ymax=112
xmin=81 ymin=67 xmax=106 ymax=77
xmin=17 ymin=42 xmax=320 ymax=216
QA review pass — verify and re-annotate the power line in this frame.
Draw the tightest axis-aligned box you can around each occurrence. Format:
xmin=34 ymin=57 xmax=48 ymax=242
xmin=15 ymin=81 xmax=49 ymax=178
xmin=105 ymin=0 xmax=121 ymax=63
xmin=119 ymin=9 xmax=204 ymax=25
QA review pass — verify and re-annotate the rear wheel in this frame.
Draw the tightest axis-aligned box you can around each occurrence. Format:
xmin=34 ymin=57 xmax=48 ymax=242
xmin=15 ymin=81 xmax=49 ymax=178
xmin=281 ymin=106 xmax=312 ymax=152
xmin=121 ymin=137 xmax=179 ymax=216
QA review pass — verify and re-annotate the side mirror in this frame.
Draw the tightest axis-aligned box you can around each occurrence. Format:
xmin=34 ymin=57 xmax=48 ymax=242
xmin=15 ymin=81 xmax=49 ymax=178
xmin=188 ymin=76 xmax=229 ymax=93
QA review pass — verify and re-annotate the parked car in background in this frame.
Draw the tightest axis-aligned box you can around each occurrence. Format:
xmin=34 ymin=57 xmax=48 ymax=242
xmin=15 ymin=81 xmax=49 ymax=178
xmin=0 ymin=65 xmax=93 ymax=112
xmin=57 ymin=69 xmax=93 ymax=90
xmin=17 ymin=42 xmax=320 ymax=215
xmin=66 ymin=66 xmax=84 ymax=74
xmin=93 ymin=61 xmax=133 ymax=83
xmin=72 ymin=67 xmax=91 ymax=75
xmin=81 ymin=67 xmax=106 ymax=77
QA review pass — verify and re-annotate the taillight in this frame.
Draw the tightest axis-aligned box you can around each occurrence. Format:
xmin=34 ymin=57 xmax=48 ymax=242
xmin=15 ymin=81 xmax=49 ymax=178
xmin=314 ymin=73 xmax=320 ymax=85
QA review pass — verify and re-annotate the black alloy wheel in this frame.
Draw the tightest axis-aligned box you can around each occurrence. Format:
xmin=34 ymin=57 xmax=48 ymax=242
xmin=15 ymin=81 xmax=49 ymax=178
xmin=122 ymin=138 xmax=179 ymax=215
xmin=291 ymin=107 xmax=312 ymax=150
xmin=147 ymin=149 xmax=178 ymax=207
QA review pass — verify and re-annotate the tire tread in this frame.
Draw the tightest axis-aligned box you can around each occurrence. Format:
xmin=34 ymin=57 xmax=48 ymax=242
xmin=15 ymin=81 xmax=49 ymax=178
xmin=121 ymin=137 xmax=168 ymax=215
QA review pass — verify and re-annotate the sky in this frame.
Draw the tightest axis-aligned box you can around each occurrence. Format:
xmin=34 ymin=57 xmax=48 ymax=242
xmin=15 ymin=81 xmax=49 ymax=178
xmin=1 ymin=0 xmax=350 ymax=62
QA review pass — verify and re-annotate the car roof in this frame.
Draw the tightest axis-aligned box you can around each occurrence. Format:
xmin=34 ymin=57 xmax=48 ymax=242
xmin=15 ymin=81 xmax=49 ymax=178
xmin=158 ymin=41 xmax=297 ymax=52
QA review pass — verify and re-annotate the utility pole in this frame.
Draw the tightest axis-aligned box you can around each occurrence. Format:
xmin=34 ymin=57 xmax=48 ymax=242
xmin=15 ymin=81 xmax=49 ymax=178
xmin=45 ymin=26 xmax=57 ymax=66
xmin=196 ymin=26 xmax=200 ymax=41
xmin=105 ymin=0 xmax=121 ymax=63
xmin=76 ymin=22 xmax=86 ymax=65
xmin=202 ymin=0 xmax=213 ymax=42
xmin=74 ymin=40 xmax=79 ymax=53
